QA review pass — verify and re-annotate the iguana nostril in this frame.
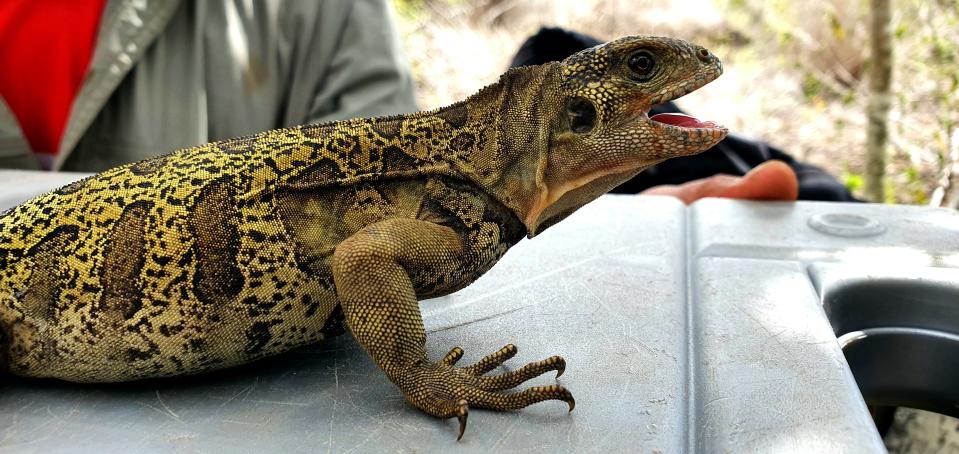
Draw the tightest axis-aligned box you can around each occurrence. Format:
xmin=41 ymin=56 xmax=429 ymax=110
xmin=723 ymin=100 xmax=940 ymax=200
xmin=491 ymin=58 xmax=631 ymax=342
xmin=696 ymin=48 xmax=711 ymax=62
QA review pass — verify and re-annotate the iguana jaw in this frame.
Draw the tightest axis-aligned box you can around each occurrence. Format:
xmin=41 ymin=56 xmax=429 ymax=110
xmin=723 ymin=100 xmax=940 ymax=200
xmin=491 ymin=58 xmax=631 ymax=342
xmin=526 ymin=124 xmax=726 ymax=235
xmin=524 ymin=66 xmax=728 ymax=236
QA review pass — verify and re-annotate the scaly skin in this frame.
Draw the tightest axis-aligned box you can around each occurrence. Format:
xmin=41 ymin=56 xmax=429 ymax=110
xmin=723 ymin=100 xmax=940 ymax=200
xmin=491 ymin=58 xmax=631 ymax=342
xmin=0 ymin=36 xmax=726 ymax=438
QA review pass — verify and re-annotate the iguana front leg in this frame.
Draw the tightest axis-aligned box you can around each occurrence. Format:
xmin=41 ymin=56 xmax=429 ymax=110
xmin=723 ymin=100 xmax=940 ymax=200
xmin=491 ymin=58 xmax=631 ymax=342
xmin=331 ymin=218 xmax=573 ymax=439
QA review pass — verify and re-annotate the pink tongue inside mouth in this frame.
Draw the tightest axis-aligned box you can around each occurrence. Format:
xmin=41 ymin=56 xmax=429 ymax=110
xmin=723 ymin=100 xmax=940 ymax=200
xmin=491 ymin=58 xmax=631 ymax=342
xmin=650 ymin=113 xmax=720 ymax=129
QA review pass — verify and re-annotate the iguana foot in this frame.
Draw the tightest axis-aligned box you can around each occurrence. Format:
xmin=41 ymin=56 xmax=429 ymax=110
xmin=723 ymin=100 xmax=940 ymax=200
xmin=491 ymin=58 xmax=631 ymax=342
xmin=398 ymin=344 xmax=574 ymax=440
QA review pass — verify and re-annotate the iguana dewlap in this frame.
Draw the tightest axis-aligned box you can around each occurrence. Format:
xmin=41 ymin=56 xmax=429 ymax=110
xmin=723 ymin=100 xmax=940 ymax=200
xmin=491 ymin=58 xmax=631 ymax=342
xmin=0 ymin=36 xmax=726 ymax=439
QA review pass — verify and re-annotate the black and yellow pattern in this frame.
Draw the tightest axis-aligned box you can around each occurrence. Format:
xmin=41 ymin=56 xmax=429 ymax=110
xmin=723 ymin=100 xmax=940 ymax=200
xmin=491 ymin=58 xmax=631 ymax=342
xmin=0 ymin=36 xmax=726 ymax=438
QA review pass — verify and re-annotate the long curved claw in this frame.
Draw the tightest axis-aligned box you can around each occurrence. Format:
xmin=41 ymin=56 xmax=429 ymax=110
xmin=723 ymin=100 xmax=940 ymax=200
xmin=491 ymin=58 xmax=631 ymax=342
xmin=554 ymin=356 xmax=566 ymax=378
xmin=456 ymin=399 xmax=469 ymax=441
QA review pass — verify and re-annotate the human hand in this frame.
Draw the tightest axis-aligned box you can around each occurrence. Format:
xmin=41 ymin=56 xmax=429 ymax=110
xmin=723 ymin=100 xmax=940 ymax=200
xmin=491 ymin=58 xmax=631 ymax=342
xmin=641 ymin=160 xmax=799 ymax=204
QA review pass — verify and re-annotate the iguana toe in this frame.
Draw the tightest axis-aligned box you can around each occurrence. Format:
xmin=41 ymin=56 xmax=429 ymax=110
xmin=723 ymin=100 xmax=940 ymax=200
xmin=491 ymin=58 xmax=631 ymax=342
xmin=461 ymin=343 xmax=518 ymax=375
xmin=441 ymin=346 xmax=465 ymax=366
xmin=474 ymin=355 xmax=566 ymax=391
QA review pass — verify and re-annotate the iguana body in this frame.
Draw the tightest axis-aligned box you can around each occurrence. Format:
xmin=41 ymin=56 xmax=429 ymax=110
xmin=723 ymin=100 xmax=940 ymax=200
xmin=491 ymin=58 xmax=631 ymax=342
xmin=0 ymin=36 xmax=725 ymax=437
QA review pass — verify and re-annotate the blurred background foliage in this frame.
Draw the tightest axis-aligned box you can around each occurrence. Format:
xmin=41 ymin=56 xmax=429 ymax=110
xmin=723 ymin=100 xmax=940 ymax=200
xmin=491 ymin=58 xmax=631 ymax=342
xmin=392 ymin=0 xmax=959 ymax=206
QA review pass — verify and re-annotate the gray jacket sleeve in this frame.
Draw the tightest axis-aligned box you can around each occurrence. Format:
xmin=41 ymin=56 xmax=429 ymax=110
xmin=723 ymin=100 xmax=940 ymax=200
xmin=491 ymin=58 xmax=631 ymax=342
xmin=304 ymin=0 xmax=419 ymax=123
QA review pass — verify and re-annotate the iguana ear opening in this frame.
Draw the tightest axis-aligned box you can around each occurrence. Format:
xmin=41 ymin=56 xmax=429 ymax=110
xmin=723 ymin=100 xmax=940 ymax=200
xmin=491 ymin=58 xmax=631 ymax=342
xmin=567 ymin=97 xmax=597 ymax=134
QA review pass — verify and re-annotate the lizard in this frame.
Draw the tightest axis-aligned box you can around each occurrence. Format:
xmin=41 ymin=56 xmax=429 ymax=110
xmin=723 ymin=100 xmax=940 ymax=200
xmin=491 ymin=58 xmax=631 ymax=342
xmin=0 ymin=35 xmax=726 ymax=439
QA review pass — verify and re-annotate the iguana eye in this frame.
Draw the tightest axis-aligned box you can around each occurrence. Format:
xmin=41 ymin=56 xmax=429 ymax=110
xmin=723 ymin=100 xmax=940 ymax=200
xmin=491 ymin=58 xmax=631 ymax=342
xmin=627 ymin=51 xmax=656 ymax=81
xmin=567 ymin=97 xmax=596 ymax=134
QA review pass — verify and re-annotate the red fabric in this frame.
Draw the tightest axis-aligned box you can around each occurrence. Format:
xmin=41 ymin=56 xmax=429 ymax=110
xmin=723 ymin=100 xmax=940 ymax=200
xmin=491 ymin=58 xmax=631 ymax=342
xmin=0 ymin=0 xmax=106 ymax=161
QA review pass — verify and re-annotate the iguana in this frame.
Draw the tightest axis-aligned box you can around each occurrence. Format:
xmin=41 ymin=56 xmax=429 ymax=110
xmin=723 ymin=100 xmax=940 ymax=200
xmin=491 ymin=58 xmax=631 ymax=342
xmin=0 ymin=35 xmax=725 ymax=439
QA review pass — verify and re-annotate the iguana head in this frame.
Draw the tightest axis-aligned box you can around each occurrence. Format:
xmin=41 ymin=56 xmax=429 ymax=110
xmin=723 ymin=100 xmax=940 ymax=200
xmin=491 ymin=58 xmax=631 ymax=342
xmin=494 ymin=36 xmax=728 ymax=236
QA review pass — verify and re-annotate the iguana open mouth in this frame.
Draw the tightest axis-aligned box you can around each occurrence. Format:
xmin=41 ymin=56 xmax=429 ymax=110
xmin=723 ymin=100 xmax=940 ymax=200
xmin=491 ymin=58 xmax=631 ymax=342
xmin=644 ymin=60 xmax=724 ymax=133
xmin=649 ymin=112 xmax=721 ymax=130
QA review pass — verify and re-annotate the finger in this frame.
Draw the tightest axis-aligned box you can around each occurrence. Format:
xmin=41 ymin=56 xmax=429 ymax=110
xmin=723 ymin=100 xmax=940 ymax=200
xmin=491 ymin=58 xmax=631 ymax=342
xmin=642 ymin=160 xmax=798 ymax=204
xmin=718 ymin=160 xmax=798 ymax=201
xmin=642 ymin=174 xmax=738 ymax=204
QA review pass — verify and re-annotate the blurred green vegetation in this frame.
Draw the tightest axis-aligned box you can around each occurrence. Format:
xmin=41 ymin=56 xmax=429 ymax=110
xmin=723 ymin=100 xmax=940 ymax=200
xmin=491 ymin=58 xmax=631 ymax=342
xmin=395 ymin=0 xmax=959 ymax=205
xmin=717 ymin=0 xmax=958 ymax=204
